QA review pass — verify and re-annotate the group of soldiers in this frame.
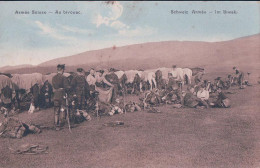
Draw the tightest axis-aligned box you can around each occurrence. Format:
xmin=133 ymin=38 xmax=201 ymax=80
xmin=51 ymin=64 xmax=120 ymax=130
xmin=0 ymin=63 xmax=247 ymax=131
xmin=51 ymin=63 xmax=249 ymax=130
xmin=143 ymin=66 xmax=248 ymax=110
xmin=52 ymin=64 xmax=90 ymax=130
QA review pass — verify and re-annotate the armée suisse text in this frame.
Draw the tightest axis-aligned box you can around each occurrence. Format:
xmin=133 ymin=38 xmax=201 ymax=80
xmin=15 ymin=10 xmax=81 ymax=14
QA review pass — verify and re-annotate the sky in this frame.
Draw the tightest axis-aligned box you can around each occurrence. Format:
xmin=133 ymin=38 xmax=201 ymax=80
xmin=0 ymin=1 xmax=259 ymax=67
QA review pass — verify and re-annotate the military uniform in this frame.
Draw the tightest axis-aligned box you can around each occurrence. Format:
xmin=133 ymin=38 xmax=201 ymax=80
xmin=233 ymin=67 xmax=245 ymax=88
xmin=184 ymin=92 xmax=199 ymax=108
xmin=215 ymin=91 xmax=229 ymax=108
xmin=166 ymin=77 xmax=184 ymax=105
xmin=40 ymin=81 xmax=53 ymax=108
xmin=1 ymin=86 xmax=13 ymax=109
xmin=52 ymin=72 xmax=70 ymax=128
xmin=71 ymin=74 xmax=88 ymax=110
xmin=104 ymin=72 xmax=119 ymax=103
xmin=236 ymin=69 xmax=244 ymax=87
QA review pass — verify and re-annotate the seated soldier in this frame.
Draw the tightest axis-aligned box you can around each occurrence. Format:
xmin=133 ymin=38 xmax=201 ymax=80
xmin=184 ymin=85 xmax=213 ymax=109
xmin=166 ymin=73 xmax=184 ymax=105
xmin=183 ymin=86 xmax=200 ymax=108
xmin=244 ymin=72 xmax=252 ymax=86
xmin=211 ymin=88 xmax=231 ymax=108
xmin=214 ymin=77 xmax=225 ymax=89
xmin=196 ymin=85 xmax=209 ymax=108
xmin=184 ymin=86 xmax=199 ymax=108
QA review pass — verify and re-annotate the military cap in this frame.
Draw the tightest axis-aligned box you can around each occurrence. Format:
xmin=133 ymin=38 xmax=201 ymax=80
xmin=172 ymin=65 xmax=177 ymax=68
xmin=77 ymin=68 xmax=83 ymax=72
xmin=215 ymin=77 xmax=221 ymax=80
xmin=57 ymin=64 xmax=65 ymax=70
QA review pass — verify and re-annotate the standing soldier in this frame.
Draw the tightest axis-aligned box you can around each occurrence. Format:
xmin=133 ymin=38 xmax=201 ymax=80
xmin=233 ymin=67 xmax=245 ymax=89
xmin=40 ymin=80 xmax=53 ymax=108
xmin=52 ymin=64 xmax=70 ymax=130
xmin=71 ymin=68 xmax=88 ymax=111
xmin=86 ymin=68 xmax=97 ymax=92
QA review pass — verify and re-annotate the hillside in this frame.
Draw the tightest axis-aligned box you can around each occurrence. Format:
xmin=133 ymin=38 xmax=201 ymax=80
xmin=0 ymin=64 xmax=34 ymax=73
xmin=4 ymin=34 xmax=260 ymax=74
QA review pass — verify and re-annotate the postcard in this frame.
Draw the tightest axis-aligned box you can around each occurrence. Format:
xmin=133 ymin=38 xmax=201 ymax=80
xmin=0 ymin=1 xmax=259 ymax=168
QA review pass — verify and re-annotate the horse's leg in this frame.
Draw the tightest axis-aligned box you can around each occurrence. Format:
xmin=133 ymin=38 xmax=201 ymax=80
xmin=152 ymin=78 xmax=157 ymax=89
xmin=140 ymin=82 xmax=143 ymax=92
xmin=188 ymin=75 xmax=192 ymax=85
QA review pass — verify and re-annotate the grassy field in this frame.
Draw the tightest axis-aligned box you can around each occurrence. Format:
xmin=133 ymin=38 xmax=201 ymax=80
xmin=0 ymin=73 xmax=260 ymax=168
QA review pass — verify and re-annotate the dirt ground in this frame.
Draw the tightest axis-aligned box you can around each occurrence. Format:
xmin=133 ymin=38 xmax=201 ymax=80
xmin=0 ymin=79 xmax=260 ymax=168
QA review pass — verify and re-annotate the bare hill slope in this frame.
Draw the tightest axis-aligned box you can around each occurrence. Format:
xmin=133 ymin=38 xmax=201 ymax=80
xmin=5 ymin=34 xmax=260 ymax=74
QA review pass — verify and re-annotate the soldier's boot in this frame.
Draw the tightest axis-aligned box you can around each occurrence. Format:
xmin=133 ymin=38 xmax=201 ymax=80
xmin=54 ymin=107 xmax=61 ymax=130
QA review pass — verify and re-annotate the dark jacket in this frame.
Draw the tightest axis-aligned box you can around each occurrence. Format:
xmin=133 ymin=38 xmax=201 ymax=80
xmin=52 ymin=73 xmax=70 ymax=100
xmin=71 ymin=75 xmax=87 ymax=91
xmin=167 ymin=78 xmax=179 ymax=91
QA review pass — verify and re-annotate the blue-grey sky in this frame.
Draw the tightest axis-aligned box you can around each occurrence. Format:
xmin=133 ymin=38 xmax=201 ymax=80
xmin=0 ymin=1 xmax=259 ymax=67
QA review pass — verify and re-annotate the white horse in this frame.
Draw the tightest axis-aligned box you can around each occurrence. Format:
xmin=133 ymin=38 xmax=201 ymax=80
xmin=140 ymin=70 xmax=157 ymax=91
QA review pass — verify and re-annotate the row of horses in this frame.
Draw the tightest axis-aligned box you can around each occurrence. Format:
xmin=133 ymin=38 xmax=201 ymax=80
xmin=99 ymin=67 xmax=205 ymax=94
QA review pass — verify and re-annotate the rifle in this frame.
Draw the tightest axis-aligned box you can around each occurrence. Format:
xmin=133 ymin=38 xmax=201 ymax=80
xmin=123 ymin=87 xmax=126 ymax=114
xmin=96 ymin=98 xmax=99 ymax=118
xmin=64 ymin=93 xmax=72 ymax=133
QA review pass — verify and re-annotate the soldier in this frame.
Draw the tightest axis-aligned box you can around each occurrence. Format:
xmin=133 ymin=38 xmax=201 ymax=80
xmin=86 ymin=68 xmax=96 ymax=92
xmin=71 ymin=68 xmax=89 ymax=110
xmin=183 ymin=86 xmax=200 ymax=108
xmin=233 ymin=67 xmax=245 ymax=89
xmin=196 ymin=84 xmax=210 ymax=108
xmin=52 ymin=64 xmax=70 ymax=130
xmin=166 ymin=73 xmax=184 ymax=105
xmin=40 ymin=80 xmax=53 ymax=108
xmin=103 ymin=69 xmax=120 ymax=103
xmin=194 ymin=72 xmax=204 ymax=85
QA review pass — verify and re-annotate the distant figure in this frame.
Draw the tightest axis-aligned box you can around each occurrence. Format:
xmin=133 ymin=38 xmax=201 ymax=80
xmin=52 ymin=64 xmax=70 ymax=130
xmin=233 ymin=67 xmax=244 ymax=89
